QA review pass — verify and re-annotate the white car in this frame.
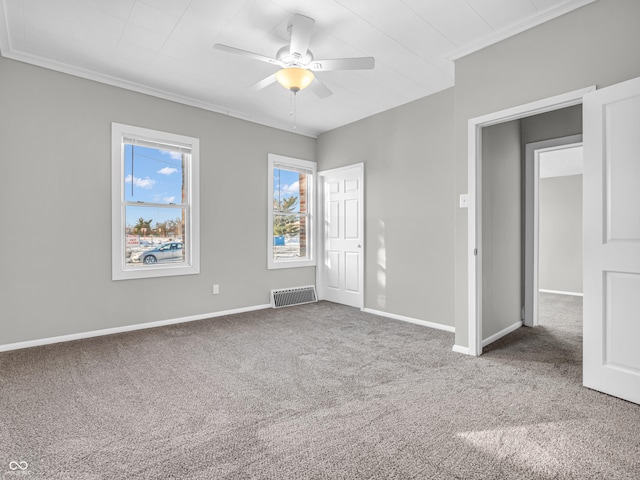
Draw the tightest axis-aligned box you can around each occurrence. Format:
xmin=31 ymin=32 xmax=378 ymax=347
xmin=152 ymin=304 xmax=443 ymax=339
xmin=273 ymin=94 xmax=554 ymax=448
xmin=130 ymin=242 xmax=183 ymax=264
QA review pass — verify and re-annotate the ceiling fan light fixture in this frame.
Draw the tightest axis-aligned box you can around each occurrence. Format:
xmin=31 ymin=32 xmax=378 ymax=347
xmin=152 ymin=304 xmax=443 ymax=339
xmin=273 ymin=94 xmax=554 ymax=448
xmin=276 ymin=67 xmax=314 ymax=93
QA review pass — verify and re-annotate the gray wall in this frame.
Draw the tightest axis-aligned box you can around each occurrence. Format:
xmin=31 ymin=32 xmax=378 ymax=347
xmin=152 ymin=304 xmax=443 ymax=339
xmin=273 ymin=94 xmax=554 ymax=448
xmin=4 ymin=0 xmax=640 ymax=350
xmin=522 ymin=106 xmax=583 ymax=297
xmin=539 ymin=175 xmax=583 ymax=294
xmin=453 ymin=0 xmax=640 ymax=348
xmin=521 ymin=105 xmax=582 ymax=145
xmin=0 ymin=57 xmax=316 ymax=345
xmin=521 ymin=105 xmax=583 ymax=318
xmin=317 ymin=90 xmax=455 ymax=327
xmin=481 ymin=120 xmax=522 ymax=339
xmin=479 ymin=107 xmax=583 ymax=340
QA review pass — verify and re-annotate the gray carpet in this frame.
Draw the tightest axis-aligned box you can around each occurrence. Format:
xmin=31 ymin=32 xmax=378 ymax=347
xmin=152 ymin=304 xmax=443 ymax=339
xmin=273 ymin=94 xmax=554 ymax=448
xmin=1 ymin=298 xmax=639 ymax=479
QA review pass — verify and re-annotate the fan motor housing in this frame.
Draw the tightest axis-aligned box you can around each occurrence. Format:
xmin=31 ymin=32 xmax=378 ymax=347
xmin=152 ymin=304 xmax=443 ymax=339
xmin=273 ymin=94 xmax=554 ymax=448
xmin=276 ymin=46 xmax=313 ymax=67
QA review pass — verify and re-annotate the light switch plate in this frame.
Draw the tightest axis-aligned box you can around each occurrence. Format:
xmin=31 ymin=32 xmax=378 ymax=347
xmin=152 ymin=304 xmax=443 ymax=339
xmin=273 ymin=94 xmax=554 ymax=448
xmin=459 ymin=194 xmax=469 ymax=208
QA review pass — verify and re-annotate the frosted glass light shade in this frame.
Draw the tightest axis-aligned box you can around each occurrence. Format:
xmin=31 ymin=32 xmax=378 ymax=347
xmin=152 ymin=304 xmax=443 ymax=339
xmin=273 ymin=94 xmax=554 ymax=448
xmin=276 ymin=68 xmax=314 ymax=93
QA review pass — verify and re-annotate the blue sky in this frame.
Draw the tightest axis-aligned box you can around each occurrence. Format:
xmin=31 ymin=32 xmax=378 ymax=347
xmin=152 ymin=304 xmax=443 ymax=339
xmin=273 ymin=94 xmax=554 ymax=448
xmin=273 ymin=168 xmax=301 ymax=213
xmin=124 ymin=154 xmax=302 ymax=230
xmin=124 ymin=144 xmax=184 ymax=227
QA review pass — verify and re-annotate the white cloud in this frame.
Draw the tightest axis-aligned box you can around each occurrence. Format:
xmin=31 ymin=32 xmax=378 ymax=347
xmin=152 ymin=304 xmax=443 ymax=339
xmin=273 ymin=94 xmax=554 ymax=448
xmin=158 ymin=166 xmax=178 ymax=175
xmin=125 ymin=174 xmax=155 ymax=189
xmin=164 ymin=196 xmax=176 ymax=203
xmin=160 ymin=150 xmax=183 ymax=160
xmin=280 ymin=181 xmax=299 ymax=196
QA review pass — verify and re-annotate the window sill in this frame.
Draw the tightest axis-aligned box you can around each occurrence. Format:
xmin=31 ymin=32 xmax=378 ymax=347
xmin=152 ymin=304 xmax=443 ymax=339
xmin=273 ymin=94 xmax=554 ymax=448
xmin=268 ymin=259 xmax=316 ymax=270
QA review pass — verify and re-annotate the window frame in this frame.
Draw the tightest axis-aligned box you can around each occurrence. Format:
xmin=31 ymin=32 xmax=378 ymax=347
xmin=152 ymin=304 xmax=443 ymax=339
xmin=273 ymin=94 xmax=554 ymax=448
xmin=111 ymin=123 xmax=200 ymax=280
xmin=267 ymin=153 xmax=316 ymax=270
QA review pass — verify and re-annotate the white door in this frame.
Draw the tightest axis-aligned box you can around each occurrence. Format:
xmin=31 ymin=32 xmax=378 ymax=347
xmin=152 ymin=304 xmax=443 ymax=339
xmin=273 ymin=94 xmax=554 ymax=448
xmin=317 ymin=164 xmax=364 ymax=308
xmin=583 ymin=76 xmax=640 ymax=405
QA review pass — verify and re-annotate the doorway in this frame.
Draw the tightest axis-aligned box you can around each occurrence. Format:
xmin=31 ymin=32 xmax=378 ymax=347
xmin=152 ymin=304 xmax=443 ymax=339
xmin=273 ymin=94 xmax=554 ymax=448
xmin=524 ymin=138 xmax=583 ymax=328
xmin=466 ymin=86 xmax=595 ymax=356
xmin=469 ymin=78 xmax=640 ymax=405
xmin=316 ymin=163 xmax=364 ymax=309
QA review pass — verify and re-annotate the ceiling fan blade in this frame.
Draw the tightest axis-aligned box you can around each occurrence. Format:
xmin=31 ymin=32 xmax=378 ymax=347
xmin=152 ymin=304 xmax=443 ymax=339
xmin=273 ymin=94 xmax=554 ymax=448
xmin=308 ymin=57 xmax=375 ymax=72
xmin=310 ymin=78 xmax=332 ymax=99
xmin=248 ymin=73 xmax=278 ymax=91
xmin=289 ymin=14 xmax=315 ymax=58
xmin=214 ymin=44 xmax=282 ymax=66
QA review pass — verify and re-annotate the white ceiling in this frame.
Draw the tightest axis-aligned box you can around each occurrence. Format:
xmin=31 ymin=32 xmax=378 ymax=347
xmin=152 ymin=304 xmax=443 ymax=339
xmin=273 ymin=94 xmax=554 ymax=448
xmin=0 ymin=0 xmax=594 ymax=137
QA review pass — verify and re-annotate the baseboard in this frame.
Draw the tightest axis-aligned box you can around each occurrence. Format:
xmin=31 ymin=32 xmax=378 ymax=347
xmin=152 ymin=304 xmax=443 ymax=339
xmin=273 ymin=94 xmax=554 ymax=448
xmin=482 ymin=321 xmax=523 ymax=348
xmin=452 ymin=344 xmax=470 ymax=355
xmin=0 ymin=304 xmax=271 ymax=353
xmin=539 ymin=289 xmax=583 ymax=297
xmin=362 ymin=308 xmax=455 ymax=333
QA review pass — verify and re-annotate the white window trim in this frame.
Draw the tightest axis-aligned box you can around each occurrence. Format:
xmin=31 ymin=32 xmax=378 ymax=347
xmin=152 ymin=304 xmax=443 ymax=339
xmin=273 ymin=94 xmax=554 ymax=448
xmin=268 ymin=153 xmax=316 ymax=269
xmin=111 ymin=123 xmax=200 ymax=280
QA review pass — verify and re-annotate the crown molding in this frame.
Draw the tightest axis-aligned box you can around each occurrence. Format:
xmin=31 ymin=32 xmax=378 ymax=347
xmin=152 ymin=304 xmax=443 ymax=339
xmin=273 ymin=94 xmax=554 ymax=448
xmin=0 ymin=48 xmax=319 ymax=138
xmin=446 ymin=0 xmax=596 ymax=61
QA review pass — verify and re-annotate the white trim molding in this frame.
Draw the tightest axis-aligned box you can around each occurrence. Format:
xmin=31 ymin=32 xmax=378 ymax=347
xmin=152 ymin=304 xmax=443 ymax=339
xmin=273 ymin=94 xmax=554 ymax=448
xmin=467 ymin=85 xmax=595 ymax=357
xmin=539 ymin=289 xmax=583 ymax=297
xmin=111 ymin=122 xmax=200 ymax=281
xmin=363 ymin=308 xmax=455 ymax=333
xmin=452 ymin=345 xmax=470 ymax=355
xmin=316 ymin=163 xmax=365 ymax=309
xmin=447 ymin=0 xmax=596 ymax=61
xmin=317 ymin=163 xmax=365 ymax=176
xmin=482 ymin=321 xmax=523 ymax=348
xmin=268 ymin=153 xmax=317 ymax=270
xmin=524 ymin=135 xmax=583 ymax=328
xmin=0 ymin=50 xmax=318 ymax=138
xmin=0 ymin=304 xmax=271 ymax=353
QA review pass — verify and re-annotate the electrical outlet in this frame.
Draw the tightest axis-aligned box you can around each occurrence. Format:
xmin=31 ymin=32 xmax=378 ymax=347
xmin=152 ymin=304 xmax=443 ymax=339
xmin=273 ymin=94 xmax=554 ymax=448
xmin=212 ymin=284 xmax=219 ymax=295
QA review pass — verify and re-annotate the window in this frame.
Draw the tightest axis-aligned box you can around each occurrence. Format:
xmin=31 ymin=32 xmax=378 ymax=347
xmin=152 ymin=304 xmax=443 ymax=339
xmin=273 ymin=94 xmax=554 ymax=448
xmin=112 ymin=123 xmax=199 ymax=280
xmin=268 ymin=154 xmax=316 ymax=269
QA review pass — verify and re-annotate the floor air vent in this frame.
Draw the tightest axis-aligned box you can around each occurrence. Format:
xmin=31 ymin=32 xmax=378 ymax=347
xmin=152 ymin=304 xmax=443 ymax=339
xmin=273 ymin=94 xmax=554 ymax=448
xmin=271 ymin=285 xmax=317 ymax=308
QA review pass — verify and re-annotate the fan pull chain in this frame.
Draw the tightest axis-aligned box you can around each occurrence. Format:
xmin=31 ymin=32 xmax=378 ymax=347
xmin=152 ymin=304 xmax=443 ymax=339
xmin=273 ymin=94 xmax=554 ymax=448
xmin=290 ymin=91 xmax=297 ymax=130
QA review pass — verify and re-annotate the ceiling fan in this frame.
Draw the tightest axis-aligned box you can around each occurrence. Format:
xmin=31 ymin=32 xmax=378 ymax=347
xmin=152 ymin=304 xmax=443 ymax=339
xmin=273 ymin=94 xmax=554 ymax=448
xmin=214 ymin=14 xmax=375 ymax=99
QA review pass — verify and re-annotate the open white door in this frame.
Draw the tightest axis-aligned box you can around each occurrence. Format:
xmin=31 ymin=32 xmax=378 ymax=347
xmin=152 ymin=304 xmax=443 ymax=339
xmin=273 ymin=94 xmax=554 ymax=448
xmin=583 ymin=76 xmax=640 ymax=405
xmin=317 ymin=164 xmax=364 ymax=308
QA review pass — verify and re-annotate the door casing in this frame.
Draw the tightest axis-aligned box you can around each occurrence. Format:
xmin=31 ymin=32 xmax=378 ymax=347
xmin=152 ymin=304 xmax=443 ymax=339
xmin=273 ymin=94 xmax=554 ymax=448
xmin=316 ymin=163 xmax=364 ymax=309
xmin=524 ymin=136 xmax=583 ymax=327
xmin=466 ymin=86 xmax=595 ymax=356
